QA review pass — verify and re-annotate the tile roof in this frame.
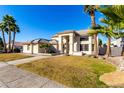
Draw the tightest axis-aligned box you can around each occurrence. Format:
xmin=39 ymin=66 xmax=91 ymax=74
xmin=52 ymin=29 xmax=90 ymax=38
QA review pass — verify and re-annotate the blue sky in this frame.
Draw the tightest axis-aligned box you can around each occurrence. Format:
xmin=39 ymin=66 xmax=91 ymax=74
xmin=0 ymin=5 xmax=107 ymax=43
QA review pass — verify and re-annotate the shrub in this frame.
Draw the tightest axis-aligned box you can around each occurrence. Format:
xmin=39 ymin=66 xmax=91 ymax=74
xmin=14 ymin=48 xmax=21 ymax=53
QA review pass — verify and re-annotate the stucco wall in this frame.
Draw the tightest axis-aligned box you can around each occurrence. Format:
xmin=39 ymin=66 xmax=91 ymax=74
xmin=23 ymin=45 xmax=31 ymax=53
xmin=33 ymin=44 xmax=39 ymax=53
xmin=23 ymin=44 xmax=39 ymax=54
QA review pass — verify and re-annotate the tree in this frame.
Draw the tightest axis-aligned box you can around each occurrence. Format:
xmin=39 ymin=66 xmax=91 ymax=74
xmin=84 ymin=5 xmax=99 ymax=57
xmin=3 ymin=15 xmax=17 ymax=52
xmin=99 ymin=18 xmax=117 ymax=57
xmin=39 ymin=43 xmax=51 ymax=53
xmin=98 ymin=39 xmax=102 ymax=47
xmin=98 ymin=6 xmax=123 ymax=33
xmin=0 ymin=22 xmax=7 ymax=52
xmin=0 ymin=37 xmax=4 ymax=50
xmin=98 ymin=5 xmax=124 ymax=54
xmin=11 ymin=24 xmax=20 ymax=52
xmin=84 ymin=5 xmax=99 ymax=27
xmin=109 ymin=5 xmax=124 ymax=56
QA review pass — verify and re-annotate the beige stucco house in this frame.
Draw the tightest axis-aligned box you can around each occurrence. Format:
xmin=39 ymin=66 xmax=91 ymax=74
xmin=52 ymin=30 xmax=98 ymax=55
xmin=23 ymin=30 xmax=98 ymax=55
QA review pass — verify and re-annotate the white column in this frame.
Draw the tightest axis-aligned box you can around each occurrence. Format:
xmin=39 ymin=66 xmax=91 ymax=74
xmin=31 ymin=43 xmax=33 ymax=54
xmin=89 ymin=36 xmax=92 ymax=54
xmin=58 ymin=35 xmax=63 ymax=53
xmin=89 ymin=44 xmax=92 ymax=54
xmin=74 ymin=36 xmax=80 ymax=52
xmin=77 ymin=36 xmax=80 ymax=51
xmin=69 ymin=34 xmax=74 ymax=55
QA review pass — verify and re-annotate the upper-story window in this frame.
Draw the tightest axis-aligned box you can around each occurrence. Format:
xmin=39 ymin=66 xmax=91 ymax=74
xmin=80 ymin=36 xmax=89 ymax=41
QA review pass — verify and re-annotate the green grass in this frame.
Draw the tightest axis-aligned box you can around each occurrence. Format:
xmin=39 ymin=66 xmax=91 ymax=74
xmin=0 ymin=53 xmax=32 ymax=62
xmin=17 ymin=56 xmax=116 ymax=88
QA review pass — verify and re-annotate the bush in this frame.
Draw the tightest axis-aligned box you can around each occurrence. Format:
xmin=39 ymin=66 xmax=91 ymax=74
xmin=14 ymin=48 xmax=21 ymax=53
xmin=48 ymin=49 xmax=56 ymax=53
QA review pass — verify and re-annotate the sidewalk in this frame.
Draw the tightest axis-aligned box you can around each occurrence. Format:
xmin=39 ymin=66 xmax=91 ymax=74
xmin=7 ymin=55 xmax=52 ymax=65
xmin=0 ymin=55 xmax=65 ymax=88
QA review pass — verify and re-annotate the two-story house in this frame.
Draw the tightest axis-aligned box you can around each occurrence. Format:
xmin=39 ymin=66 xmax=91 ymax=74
xmin=23 ymin=30 xmax=98 ymax=56
xmin=51 ymin=30 xmax=98 ymax=55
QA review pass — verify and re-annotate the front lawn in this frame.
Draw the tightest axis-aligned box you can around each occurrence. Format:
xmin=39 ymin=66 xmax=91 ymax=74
xmin=0 ymin=53 xmax=32 ymax=62
xmin=17 ymin=56 xmax=116 ymax=88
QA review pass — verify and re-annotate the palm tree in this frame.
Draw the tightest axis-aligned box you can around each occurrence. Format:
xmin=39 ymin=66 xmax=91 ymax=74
xmin=0 ymin=36 xmax=4 ymax=50
xmin=98 ymin=6 xmax=123 ymax=32
xmin=98 ymin=5 xmax=124 ymax=54
xmin=0 ymin=22 xmax=7 ymax=52
xmin=11 ymin=24 xmax=20 ymax=52
xmin=88 ymin=18 xmax=118 ymax=57
xmin=110 ymin=5 xmax=124 ymax=56
xmin=99 ymin=18 xmax=117 ymax=57
xmin=84 ymin=5 xmax=99 ymax=57
xmin=3 ymin=15 xmax=16 ymax=52
xmin=98 ymin=39 xmax=102 ymax=47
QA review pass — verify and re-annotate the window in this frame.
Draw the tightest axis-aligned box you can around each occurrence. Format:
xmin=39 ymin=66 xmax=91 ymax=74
xmin=80 ymin=44 xmax=83 ymax=51
xmin=80 ymin=36 xmax=89 ymax=41
xmin=92 ymin=44 xmax=94 ymax=51
xmin=27 ymin=45 xmax=30 ymax=50
xmin=84 ymin=44 xmax=89 ymax=51
xmin=80 ymin=44 xmax=89 ymax=51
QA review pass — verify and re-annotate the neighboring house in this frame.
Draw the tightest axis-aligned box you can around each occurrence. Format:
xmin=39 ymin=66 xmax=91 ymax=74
xmin=111 ymin=38 xmax=124 ymax=47
xmin=23 ymin=38 xmax=56 ymax=54
xmin=23 ymin=30 xmax=98 ymax=55
xmin=7 ymin=41 xmax=23 ymax=50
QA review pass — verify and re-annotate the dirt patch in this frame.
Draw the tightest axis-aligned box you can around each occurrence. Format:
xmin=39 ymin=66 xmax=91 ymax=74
xmin=100 ymin=71 xmax=124 ymax=87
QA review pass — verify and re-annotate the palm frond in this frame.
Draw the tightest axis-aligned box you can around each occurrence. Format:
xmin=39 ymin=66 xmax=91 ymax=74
xmin=88 ymin=29 xmax=98 ymax=36
xmin=84 ymin=5 xmax=98 ymax=15
xmin=112 ymin=5 xmax=124 ymax=19
xmin=98 ymin=6 xmax=122 ymax=23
